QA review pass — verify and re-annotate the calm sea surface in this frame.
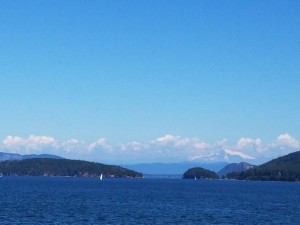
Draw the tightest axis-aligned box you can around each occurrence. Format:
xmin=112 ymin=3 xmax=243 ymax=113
xmin=0 ymin=177 xmax=299 ymax=224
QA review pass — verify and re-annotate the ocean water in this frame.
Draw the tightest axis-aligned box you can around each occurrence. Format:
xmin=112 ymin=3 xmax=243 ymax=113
xmin=0 ymin=177 xmax=299 ymax=224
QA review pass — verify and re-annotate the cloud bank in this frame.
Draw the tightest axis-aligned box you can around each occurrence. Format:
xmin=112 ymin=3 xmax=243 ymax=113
xmin=1 ymin=134 xmax=300 ymax=164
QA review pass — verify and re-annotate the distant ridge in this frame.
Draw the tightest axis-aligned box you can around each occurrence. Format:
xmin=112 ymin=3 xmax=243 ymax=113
xmin=217 ymin=162 xmax=254 ymax=177
xmin=0 ymin=152 xmax=63 ymax=162
xmin=123 ymin=162 xmax=228 ymax=175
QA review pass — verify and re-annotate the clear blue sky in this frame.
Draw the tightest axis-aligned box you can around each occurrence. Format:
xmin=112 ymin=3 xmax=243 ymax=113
xmin=0 ymin=1 xmax=299 ymax=163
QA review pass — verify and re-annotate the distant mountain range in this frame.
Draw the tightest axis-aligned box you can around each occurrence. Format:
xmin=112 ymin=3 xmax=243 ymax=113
xmin=0 ymin=152 xmax=64 ymax=162
xmin=123 ymin=162 xmax=228 ymax=175
xmin=3 ymin=150 xmax=300 ymax=181
xmin=0 ymin=152 xmax=228 ymax=175
xmin=217 ymin=162 xmax=254 ymax=177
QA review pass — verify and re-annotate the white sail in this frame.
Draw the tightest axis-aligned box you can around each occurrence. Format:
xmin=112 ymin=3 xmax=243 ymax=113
xmin=100 ymin=174 xmax=103 ymax=180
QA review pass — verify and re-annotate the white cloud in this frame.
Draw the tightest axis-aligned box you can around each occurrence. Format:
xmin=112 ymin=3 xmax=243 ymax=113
xmin=275 ymin=133 xmax=300 ymax=149
xmin=62 ymin=139 xmax=85 ymax=153
xmin=156 ymin=134 xmax=177 ymax=143
xmin=27 ymin=135 xmax=55 ymax=145
xmin=3 ymin=135 xmax=56 ymax=154
xmin=154 ymin=135 xmax=190 ymax=147
xmin=88 ymin=138 xmax=113 ymax=153
xmin=1 ymin=133 xmax=300 ymax=164
xmin=237 ymin=137 xmax=262 ymax=150
xmin=120 ymin=141 xmax=144 ymax=152
xmin=153 ymin=135 xmax=209 ymax=149
xmin=193 ymin=142 xmax=210 ymax=150
xmin=3 ymin=136 xmax=24 ymax=146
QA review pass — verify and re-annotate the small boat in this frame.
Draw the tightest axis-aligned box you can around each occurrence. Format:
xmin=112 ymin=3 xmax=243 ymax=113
xmin=194 ymin=176 xmax=197 ymax=180
xmin=100 ymin=174 xmax=103 ymax=180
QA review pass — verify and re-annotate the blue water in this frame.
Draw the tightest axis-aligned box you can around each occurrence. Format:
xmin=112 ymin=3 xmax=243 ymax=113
xmin=0 ymin=177 xmax=300 ymax=224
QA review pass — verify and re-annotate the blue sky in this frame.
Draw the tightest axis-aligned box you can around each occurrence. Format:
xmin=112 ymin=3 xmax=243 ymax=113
xmin=0 ymin=1 xmax=300 ymax=164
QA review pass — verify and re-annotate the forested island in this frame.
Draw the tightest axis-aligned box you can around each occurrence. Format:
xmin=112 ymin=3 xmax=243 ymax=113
xmin=0 ymin=158 xmax=143 ymax=178
xmin=226 ymin=151 xmax=300 ymax=181
xmin=182 ymin=167 xmax=219 ymax=179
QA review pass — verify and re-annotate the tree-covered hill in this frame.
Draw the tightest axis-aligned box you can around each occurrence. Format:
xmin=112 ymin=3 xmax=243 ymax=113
xmin=229 ymin=151 xmax=300 ymax=181
xmin=0 ymin=158 xmax=143 ymax=178
xmin=182 ymin=167 xmax=219 ymax=179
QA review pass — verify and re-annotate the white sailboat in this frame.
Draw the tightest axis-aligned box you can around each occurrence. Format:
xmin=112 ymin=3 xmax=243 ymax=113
xmin=100 ymin=174 xmax=103 ymax=180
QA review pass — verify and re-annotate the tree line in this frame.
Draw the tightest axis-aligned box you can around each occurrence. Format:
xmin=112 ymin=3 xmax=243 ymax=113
xmin=0 ymin=158 xmax=143 ymax=178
